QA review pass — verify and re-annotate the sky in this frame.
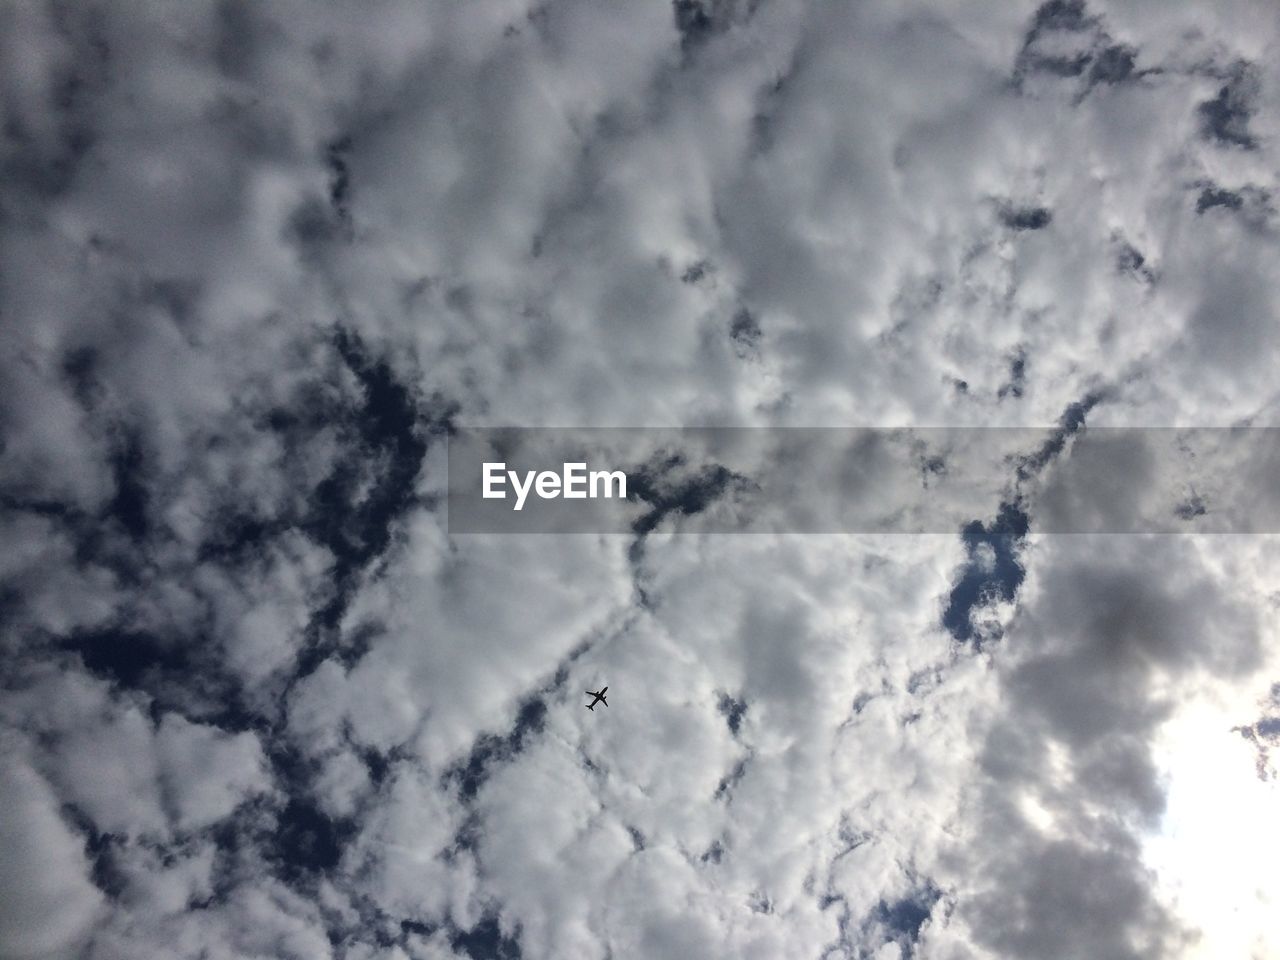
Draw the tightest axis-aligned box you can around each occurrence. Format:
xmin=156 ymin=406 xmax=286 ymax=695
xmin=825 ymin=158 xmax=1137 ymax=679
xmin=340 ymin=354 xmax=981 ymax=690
xmin=1 ymin=1 xmax=1279 ymax=958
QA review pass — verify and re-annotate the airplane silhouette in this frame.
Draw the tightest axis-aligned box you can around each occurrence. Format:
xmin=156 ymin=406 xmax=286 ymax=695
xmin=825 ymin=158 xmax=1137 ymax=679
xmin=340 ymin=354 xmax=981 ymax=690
xmin=586 ymin=687 xmax=608 ymax=710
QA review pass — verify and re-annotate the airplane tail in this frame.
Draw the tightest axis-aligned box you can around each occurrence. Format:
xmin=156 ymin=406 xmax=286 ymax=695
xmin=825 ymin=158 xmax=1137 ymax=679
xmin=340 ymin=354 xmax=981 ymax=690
xmin=586 ymin=703 xmax=594 ymax=710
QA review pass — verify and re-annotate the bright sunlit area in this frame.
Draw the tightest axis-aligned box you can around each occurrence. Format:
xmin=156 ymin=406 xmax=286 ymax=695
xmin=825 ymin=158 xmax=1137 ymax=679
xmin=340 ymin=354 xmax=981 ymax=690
xmin=1146 ymin=693 xmax=1280 ymax=959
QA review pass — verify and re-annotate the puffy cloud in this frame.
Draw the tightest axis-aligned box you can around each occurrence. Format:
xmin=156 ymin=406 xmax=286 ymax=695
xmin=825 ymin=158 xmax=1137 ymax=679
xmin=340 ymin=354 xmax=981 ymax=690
xmin=0 ymin=755 xmax=103 ymax=960
xmin=2 ymin=0 xmax=1280 ymax=958
xmin=933 ymin=534 xmax=1270 ymax=958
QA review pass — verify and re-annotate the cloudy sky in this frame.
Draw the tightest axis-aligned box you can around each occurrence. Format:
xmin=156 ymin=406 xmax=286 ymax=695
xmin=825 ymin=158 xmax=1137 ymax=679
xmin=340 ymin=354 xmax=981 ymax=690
xmin=3 ymin=1 xmax=1280 ymax=958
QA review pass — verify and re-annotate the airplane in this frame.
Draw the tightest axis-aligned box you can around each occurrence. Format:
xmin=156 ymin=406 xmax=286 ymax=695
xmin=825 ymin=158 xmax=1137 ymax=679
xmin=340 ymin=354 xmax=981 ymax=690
xmin=586 ymin=687 xmax=608 ymax=710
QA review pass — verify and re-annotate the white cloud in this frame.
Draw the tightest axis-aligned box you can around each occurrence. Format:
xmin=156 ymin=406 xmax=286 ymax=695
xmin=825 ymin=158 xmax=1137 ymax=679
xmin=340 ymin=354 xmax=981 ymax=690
xmin=0 ymin=754 xmax=103 ymax=960
xmin=2 ymin=0 xmax=1280 ymax=958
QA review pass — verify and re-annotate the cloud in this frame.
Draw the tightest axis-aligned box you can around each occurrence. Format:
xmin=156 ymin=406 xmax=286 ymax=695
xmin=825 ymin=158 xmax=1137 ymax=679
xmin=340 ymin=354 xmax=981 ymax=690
xmin=0 ymin=754 xmax=103 ymax=960
xmin=934 ymin=533 xmax=1269 ymax=958
xmin=2 ymin=1 xmax=1279 ymax=958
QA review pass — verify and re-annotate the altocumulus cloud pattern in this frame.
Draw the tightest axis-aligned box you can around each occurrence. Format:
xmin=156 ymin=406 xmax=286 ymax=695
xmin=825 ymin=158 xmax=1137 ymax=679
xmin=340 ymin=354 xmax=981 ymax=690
xmin=2 ymin=2 xmax=1280 ymax=959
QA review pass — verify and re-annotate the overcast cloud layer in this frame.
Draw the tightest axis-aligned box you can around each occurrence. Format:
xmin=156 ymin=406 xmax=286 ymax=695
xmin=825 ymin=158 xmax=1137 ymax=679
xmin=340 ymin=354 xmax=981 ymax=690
xmin=2 ymin=2 xmax=1280 ymax=959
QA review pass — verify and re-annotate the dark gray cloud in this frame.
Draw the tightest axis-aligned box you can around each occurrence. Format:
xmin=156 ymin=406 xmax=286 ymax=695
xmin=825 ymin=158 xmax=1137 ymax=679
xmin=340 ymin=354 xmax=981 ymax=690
xmin=1197 ymin=64 xmax=1260 ymax=149
xmin=944 ymin=534 xmax=1265 ymax=959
